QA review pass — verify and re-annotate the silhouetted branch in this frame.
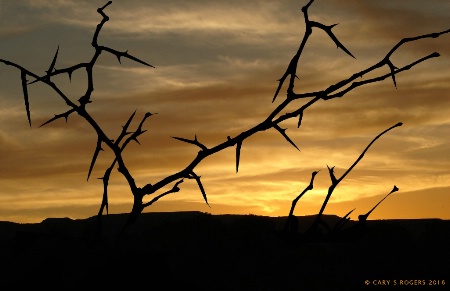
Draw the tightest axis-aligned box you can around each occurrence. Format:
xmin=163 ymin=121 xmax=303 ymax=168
xmin=88 ymin=137 xmax=103 ymax=181
xmin=38 ymin=109 xmax=77 ymax=128
xmin=283 ymin=171 xmax=319 ymax=233
xmin=188 ymin=171 xmax=210 ymax=207
xmin=321 ymin=28 xmax=450 ymax=99
xmin=273 ymin=0 xmax=359 ymax=103
xmin=94 ymin=111 xmax=153 ymax=216
xmin=143 ymin=179 xmax=184 ymax=207
xmin=387 ymin=29 xmax=450 ymax=57
xmin=341 ymin=123 xmax=402 ymax=183
xmin=310 ymin=22 xmax=355 ymax=58
xmin=0 ymin=59 xmax=77 ymax=110
xmin=273 ymin=0 xmax=315 ymax=103
xmin=98 ymin=165 xmax=114 ymax=216
xmin=309 ymin=123 xmax=402 ymax=234
xmin=27 ymin=46 xmax=60 ymax=85
xmin=333 ymin=208 xmax=355 ymax=232
xmin=101 ymin=47 xmax=155 ymax=68
xmin=92 ymin=1 xmax=112 ymax=47
xmin=20 ymin=70 xmax=31 ymax=127
xmin=327 ymin=165 xmax=338 ymax=185
xmin=386 ymin=60 xmax=398 ymax=88
xmin=32 ymin=63 xmax=89 ymax=85
xmin=124 ymin=112 xmax=154 ymax=146
xmin=235 ymin=140 xmax=242 ymax=173
xmin=47 ymin=46 xmax=59 ymax=76
xmin=297 ymin=112 xmax=303 ymax=128
xmin=274 ymin=124 xmax=300 ymax=151
xmin=172 ymin=135 xmax=208 ymax=151
xmin=115 ymin=110 xmax=136 ymax=147
xmin=359 ymin=185 xmax=399 ymax=221
xmin=325 ymin=53 xmax=440 ymax=99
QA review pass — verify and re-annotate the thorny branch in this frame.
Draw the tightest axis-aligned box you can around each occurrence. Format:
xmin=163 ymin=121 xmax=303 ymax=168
xmin=1 ymin=0 xmax=449 ymax=231
xmin=308 ymin=123 xmax=403 ymax=234
xmin=284 ymin=122 xmax=401 ymax=237
xmin=1 ymin=1 xmax=155 ymax=230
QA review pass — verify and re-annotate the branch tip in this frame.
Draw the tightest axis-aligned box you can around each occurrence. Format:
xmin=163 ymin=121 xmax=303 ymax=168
xmin=274 ymin=124 xmax=299 ymax=151
xmin=236 ymin=140 xmax=242 ymax=173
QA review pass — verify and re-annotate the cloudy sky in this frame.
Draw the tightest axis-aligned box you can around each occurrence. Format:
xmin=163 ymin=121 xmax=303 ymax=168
xmin=0 ymin=0 xmax=449 ymax=223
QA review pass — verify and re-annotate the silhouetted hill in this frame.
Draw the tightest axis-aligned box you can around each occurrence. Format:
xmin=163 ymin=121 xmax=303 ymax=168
xmin=0 ymin=212 xmax=448 ymax=290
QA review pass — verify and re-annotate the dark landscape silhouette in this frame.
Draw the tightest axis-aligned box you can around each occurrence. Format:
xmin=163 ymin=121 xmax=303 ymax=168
xmin=0 ymin=212 xmax=448 ymax=289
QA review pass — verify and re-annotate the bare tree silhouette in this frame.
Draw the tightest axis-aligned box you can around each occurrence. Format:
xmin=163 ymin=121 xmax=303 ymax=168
xmin=1 ymin=0 xmax=449 ymax=234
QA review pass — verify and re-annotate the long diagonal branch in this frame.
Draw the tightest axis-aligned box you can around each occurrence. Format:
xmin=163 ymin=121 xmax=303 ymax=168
xmin=308 ymin=122 xmax=403 ymax=233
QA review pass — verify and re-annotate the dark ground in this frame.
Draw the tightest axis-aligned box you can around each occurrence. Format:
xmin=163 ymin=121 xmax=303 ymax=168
xmin=0 ymin=211 xmax=448 ymax=290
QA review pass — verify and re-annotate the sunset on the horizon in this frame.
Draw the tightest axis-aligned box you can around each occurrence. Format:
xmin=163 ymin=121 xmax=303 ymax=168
xmin=1 ymin=0 xmax=449 ymax=224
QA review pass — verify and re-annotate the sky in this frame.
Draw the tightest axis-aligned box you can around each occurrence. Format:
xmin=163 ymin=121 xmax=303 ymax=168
xmin=0 ymin=0 xmax=449 ymax=223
